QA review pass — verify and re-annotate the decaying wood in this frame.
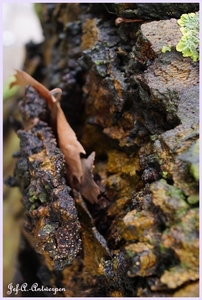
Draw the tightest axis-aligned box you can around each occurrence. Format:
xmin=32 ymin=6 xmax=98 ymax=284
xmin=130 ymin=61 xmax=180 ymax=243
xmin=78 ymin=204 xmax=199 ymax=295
xmin=5 ymin=3 xmax=199 ymax=297
xmin=10 ymin=70 xmax=100 ymax=203
xmin=6 ymin=86 xmax=82 ymax=270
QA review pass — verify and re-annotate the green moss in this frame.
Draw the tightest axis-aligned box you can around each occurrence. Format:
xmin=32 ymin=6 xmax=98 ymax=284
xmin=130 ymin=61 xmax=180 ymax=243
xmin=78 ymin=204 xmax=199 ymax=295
xmin=28 ymin=186 xmax=38 ymax=203
xmin=162 ymin=171 xmax=168 ymax=179
xmin=95 ymin=59 xmax=107 ymax=66
xmin=39 ymin=192 xmax=47 ymax=203
xmin=176 ymin=12 xmax=199 ymax=61
xmin=125 ymin=248 xmax=135 ymax=258
xmin=190 ymin=163 xmax=199 ymax=181
xmin=187 ymin=194 xmax=199 ymax=205
xmin=159 ymin=244 xmax=167 ymax=254
xmin=178 ymin=139 xmax=199 ymax=182
xmin=165 ymin=183 xmax=185 ymax=200
xmin=38 ymin=224 xmax=55 ymax=238
xmin=150 ymin=134 xmax=157 ymax=141
xmin=150 ymin=179 xmax=188 ymax=225
xmin=29 ymin=204 xmax=36 ymax=211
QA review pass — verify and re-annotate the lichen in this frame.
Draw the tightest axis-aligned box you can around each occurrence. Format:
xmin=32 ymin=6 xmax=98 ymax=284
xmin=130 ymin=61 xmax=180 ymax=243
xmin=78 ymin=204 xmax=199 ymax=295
xmin=160 ymin=207 xmax=199 ymax=288
xmin=150 ymin=179 xmax=188 ymax=225
xmin=176 ymin=12 xmax=199 ymax=61
xmin=161 ymin=45 xmax=171 ymax=53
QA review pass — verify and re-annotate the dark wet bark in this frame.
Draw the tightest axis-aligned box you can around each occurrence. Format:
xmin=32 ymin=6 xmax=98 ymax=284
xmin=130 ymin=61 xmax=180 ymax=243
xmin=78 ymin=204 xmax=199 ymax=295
xmin=5 ymin=3 xmax=199 ymax=297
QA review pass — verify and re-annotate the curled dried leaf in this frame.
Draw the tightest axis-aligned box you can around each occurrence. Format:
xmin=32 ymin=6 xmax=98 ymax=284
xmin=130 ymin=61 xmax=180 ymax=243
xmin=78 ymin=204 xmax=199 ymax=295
xmin=9 ymin=70 xmax=85 ymax=186
xmin=55 ymin=103 xmax=86 ymax=188
xmin=80 ymin=152 xmax=100 ymax=203
xmin=10 ymin=69 xmax=54 ymax=106
xmin=50 ymin=88 xmax=63 ymax=102
xmin=10 ymin=69 xmax=100 ymax=203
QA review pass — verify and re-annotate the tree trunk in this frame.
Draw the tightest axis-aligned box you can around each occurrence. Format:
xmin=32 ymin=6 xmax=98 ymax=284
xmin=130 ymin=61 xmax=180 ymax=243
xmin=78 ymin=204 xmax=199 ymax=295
xmin=5 ymin=3 xmax=199 ymax=297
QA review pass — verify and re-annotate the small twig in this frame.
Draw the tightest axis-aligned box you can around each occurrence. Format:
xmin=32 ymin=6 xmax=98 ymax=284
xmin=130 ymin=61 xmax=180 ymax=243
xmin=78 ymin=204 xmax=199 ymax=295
xmin=102 ymin=3 xmax=117 ymax=15
xmin=115 ymin=17 xmax=142 ymax=26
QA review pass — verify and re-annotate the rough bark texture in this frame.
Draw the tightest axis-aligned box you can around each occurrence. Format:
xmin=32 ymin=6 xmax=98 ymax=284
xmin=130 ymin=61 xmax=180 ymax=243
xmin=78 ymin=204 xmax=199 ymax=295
xmin=5 ymin=3 xmax=199 ymax=297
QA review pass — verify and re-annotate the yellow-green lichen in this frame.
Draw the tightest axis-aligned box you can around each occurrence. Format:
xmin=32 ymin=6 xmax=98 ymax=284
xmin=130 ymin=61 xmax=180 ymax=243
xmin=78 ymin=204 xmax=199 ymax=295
xmin=162 ymin=45 xmax=171 ymax=53
xmin=176 ymin=12 xmax=199 ymax=61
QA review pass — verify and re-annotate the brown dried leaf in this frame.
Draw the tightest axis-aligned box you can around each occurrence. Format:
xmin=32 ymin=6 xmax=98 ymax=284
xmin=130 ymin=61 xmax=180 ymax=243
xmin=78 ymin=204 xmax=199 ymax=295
xmin=10 ymin=69 xmax=54 ymax=106
xmin=80 ymin=152 xmax=100 ymax=203
xmin=10 ymin=70 xmax=99 ymax=203
xmin=55 ymin=103 xmax=86 ymax=187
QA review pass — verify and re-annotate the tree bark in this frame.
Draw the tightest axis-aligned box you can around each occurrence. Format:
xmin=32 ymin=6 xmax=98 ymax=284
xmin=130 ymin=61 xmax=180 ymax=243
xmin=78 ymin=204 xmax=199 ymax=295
xmin=5 ymin=3 xmax=199 ymax=297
